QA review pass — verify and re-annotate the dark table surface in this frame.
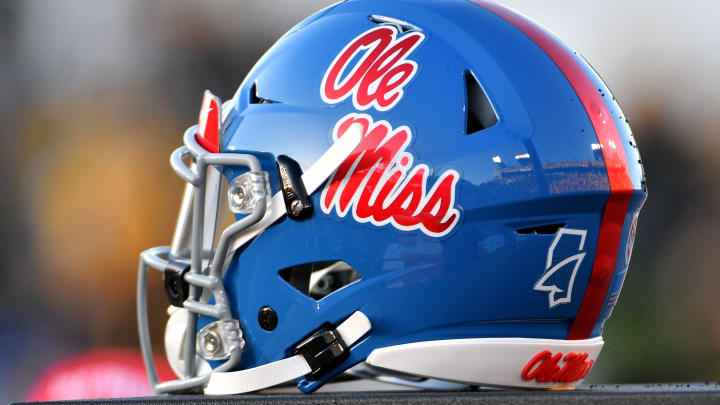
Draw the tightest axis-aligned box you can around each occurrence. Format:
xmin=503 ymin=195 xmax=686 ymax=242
xmin=13 ymin=383 xmax=720 ymax=405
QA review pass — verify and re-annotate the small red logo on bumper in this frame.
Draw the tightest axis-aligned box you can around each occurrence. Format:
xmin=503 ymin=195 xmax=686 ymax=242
xmin=521 ymin=350 xmax=594 ymax=383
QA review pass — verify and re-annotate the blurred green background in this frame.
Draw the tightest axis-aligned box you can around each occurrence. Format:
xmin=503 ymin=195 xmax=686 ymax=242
xmin=0 ymin=0 xmax=718 ymax=402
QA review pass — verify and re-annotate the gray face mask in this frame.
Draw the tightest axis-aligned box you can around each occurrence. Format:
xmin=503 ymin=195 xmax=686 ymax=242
xmin=136 ymin=93 xmax=362 ymax=394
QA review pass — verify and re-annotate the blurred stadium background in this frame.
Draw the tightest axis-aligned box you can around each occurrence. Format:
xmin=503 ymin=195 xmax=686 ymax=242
xmin=0 ymin=0 xmax=718 ymax=402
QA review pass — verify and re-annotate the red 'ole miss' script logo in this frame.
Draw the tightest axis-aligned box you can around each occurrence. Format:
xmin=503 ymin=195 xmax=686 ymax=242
xmin=521 ymin=350 xmax=594 ymax=384
xmin=320 ymin=26 xmax=461 ymax=237
xmin=320 ymin=114 xmax=461 ymax=238
xmin=321 ymin=26 xmax=425 ymax=111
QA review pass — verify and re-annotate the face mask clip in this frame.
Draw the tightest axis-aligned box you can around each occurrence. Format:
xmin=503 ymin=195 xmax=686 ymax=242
xmin=277 ymin=155 xmax=313 ymax=220
xmin=163 ymin=260 xmax=191 ymax=308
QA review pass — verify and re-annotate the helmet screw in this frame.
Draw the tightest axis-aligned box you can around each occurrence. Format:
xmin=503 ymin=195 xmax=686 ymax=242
xmin=258 ymin=306 xmax=278 ymax=331
xmin=290 ymin=199 xmax=303 ymax=216
xmin=203 ymin=330 xmax=221 ymax=354
xmin=231 ymin=184 xmax=247 ymax=206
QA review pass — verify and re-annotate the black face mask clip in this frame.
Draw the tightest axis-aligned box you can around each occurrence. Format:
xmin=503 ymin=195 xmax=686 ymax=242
xmin=277 ymin=155 xmax=313 ymax=220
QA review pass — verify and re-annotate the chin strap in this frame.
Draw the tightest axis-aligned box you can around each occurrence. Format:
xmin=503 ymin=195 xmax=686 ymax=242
xmin=205 ymin=311 xmax=371 ymax=395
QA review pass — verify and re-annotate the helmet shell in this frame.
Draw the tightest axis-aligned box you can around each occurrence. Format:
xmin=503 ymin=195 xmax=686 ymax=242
xmin=206 ymin=0 xmax=645 ymax=392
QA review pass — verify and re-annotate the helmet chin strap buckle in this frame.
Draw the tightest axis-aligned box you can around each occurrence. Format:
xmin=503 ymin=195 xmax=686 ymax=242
xmin=295 ymin=328 xmax=349 ymax=380
xmin=204 ymin=311 xmax=371 ymax=395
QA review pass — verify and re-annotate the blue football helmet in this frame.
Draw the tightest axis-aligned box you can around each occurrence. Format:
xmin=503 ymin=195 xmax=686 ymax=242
xmin=137 ymin=0 xmax=646 ymax=394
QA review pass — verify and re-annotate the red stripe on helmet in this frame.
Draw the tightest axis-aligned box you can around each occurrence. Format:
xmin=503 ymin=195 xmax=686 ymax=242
xmin=196 ymin=90 xmax=222 ymax=153
xmin=469 ymin=1 xmax=633 ymax=339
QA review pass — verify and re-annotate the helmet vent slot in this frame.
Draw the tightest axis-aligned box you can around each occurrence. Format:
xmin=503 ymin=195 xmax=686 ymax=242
xmin=249 ymin=81 xmax=279 ymax=104
xmin=279 ymin=261 xmax=361 ymax=300
xmin=369 ymin=15 xmax=421 ymax=33
xmin=465 ymin=70 xmax=498 ymax=134
xmin=516 ymin=223 xmax=565 ymax=235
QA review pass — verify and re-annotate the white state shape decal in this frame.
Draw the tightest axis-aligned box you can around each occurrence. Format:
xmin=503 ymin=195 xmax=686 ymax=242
xmin=534 ymin=228 xmax=587 ymax=308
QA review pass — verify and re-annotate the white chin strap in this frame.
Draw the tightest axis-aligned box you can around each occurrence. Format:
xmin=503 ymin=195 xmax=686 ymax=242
xmin=205 ymin=311 xmax=371 ymax=395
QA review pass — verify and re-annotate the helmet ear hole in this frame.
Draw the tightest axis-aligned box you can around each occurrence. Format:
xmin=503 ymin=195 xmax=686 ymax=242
xmin=278 ymin=261 xmax=361 ymax=300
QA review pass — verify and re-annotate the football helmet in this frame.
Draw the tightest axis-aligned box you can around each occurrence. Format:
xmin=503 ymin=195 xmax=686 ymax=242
xmin=137 ymin=0 xmax=646 ymax=394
